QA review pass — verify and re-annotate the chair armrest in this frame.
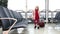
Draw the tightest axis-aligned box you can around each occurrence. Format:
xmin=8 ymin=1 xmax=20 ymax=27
xmin=0 ymin=18 xmax=17 ymax=32
xmin=0 ymin=18 xmax=15 ymax=20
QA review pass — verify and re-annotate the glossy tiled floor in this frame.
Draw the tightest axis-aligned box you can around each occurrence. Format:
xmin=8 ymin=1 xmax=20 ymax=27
xmin=1 ymin=23 xmax=60 ymax=34
xmin=27 ymin=23 xmax=60 ymax=34
xmin=0 ymin=28 xmax=2 ymax=34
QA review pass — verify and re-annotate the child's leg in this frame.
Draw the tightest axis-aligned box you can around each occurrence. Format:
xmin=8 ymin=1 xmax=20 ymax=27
xmin=37 ymin=20 xmax=40 ymax=29
xmin=34 ymin=20 xmax=37 ymax=28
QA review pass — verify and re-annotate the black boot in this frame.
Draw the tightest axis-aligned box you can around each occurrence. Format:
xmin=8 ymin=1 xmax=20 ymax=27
xmin=34 ymin=26 xmax=36 ymax=29
xmin=37 ymin=27 xmax=40 ymax=29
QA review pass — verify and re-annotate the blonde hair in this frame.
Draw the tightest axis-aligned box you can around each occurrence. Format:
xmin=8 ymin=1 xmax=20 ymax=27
xmin=35 ymin=6 xmax=39 ymax=10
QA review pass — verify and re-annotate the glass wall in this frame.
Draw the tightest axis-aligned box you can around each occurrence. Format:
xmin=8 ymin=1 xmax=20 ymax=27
xmin=27 ymin=0 xmax=45 ymax=19
xmin=8 ymin=0 xmax=26 ymax=11
xmin=8 ymin=0 xmax=45 ymax=11
xmin=8 ymin=0 xmax=44 ymax=19
xmin=27 ymin=0 xmax=45 ymax=11
xmin=49 ymin=0 xmax=60 ymax=18
xmin=49 ymin=0 xmax=60 ymax=11
xmin=48 ymin=12 xmax=51 ymax=18
xmin=8 ymin=0 xmax=60 ymax=22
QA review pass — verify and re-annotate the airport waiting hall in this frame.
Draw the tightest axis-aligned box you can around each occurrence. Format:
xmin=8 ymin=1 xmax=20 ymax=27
xmin=0 ymin=0 xmax=60 ymax=34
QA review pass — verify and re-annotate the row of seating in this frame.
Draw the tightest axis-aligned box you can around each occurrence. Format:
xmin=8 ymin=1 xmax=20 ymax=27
xmin=0 ymin=6 xmax=28 ymax=32
xmin=55 ymin=12 xmax=60 ymax=20
xmin=54 ymin=12 xmax=60 ymax=23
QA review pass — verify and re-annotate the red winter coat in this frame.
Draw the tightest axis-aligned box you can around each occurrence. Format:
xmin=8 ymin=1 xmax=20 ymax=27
xmin=33 ymin=8 xmax=40 ymax=25
xmin=35 ymin=8 xmax=39 ymax=20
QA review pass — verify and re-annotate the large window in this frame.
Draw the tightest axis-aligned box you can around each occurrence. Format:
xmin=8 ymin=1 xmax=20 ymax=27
xmin=8 ymin=0 xmax=45 ymax=19
xmin=8 ymin=0 xmax=45 ymax=11
xmin=53 ymin=12 xmax=57 ymax=18
xmin=49 ymin=0 xmax=60 ymax=18
xmin=27 ymin=13 xmax=32 ymax=18
xmin=40 ymin=12 xmax=45 ymax=18
xmin=48 ymin=12 xmax=51 ymax=18
xmin=8 ymin=0 xmax=26 ymax=11
xmin=27 ymin=0 xmax=45 ymax=11
xmin=49 ymin=0 xmax=60 ymax=11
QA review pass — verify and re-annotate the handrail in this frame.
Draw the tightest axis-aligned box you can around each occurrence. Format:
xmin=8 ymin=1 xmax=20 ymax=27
xmin=0 ymin=18 xmax=17 ymax=34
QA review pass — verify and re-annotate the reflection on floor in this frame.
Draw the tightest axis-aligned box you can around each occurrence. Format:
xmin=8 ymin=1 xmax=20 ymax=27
xmin=0 ymin=28 xmax=2 ymax=34
xmin=1 ymin=23 xmax=60 ymax=34
xmin=27 ymin=23 xmax=60 ymax=34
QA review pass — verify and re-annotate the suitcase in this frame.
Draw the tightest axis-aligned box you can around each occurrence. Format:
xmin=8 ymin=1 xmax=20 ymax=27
xmin=38 ymin=21 xmax=45 ymax=27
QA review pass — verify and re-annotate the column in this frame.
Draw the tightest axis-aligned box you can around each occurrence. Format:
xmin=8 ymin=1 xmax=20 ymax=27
xmin=51 ymin=11 xmax=53 ymax=23
xmin=25 ymin=0 xmax=27 ymax=19
xmin=45 ymin=0 xmax=49 ymax=23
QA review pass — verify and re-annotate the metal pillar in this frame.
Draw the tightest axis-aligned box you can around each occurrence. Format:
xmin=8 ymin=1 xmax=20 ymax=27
xmin=25 ymin=0 xmax=27 ymax=19
xmin=51 ymin=11 xmax=53 ymax=23
xmin=45 ymin=0 xmax=49 ymax=23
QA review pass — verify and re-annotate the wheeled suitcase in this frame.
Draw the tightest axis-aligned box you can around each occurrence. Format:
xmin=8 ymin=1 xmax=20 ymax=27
xmin=38 ymin=21 xmax=45 ymax=27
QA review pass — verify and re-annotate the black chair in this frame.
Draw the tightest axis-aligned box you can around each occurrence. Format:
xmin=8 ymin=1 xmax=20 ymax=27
xmin=0 ymin=6 xmax=17 ymax=34
xmin=54 ymin=12 xmax=60 ymax=23
xmin=18 ymin=12 xmax=28 ymax=24
xmin=0 ymin=6 xmax=10 ymax=30
xmin=0 ymin=19 xmax=2 ymax=27
xmin=18 ymin=12 xmax=23 ymax=18
xmin=55 ymin=12 xmax=60 ymax=20
xmin=3 ymin=7 xmax=28 ymax=29
xmin=10 ymin=11 xmax=28 ymax=28
xmin=0 ymin=6 xmax=28 ymax=34
xmin=3 ymin=7 xmax=15 ymax=26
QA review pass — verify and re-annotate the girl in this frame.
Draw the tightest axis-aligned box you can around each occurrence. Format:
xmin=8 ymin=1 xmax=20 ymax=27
xmin=33 ymin=6 xmax=40 ymax=29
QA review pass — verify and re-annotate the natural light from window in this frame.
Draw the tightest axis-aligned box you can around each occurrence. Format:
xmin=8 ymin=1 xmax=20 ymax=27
xmin=49 ymin=0 xmax=60 ymax=11
xmin=8 ymin=0 xmax=45 ymax=11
